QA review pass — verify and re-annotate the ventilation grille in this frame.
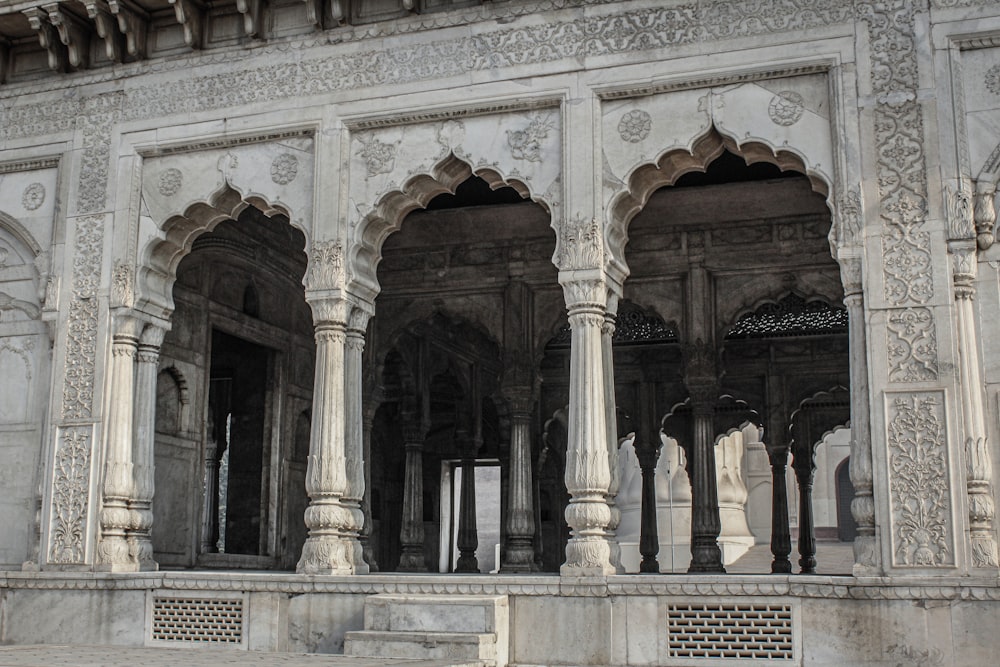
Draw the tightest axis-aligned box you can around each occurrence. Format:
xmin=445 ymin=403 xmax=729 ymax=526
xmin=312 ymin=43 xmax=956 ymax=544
xmin=151 ymin=596 xmax=244 ymax=644
xmin=666 ymin=603 xmax=793 ymax=660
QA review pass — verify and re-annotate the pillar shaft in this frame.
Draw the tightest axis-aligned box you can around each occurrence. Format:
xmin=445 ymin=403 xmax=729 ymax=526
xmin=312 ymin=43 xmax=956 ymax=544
xmin=455 ymin=442 xmax=480 ymax=573
xmin=502 ymin=390 xmax=536 ymax=572
xmin=559 ymin=276 xmax=614 ymax=576
xmin=602 ymin=310 xmax=623 ymax=573
xmin=795 ymin=464 xmax=817 ymax=573
xmin=297 ymin=301 xmax=354 ymax=574
xmin=687 ymin=387 xmax=724 ymax=573
xmin=344 ymin=308 xmax=370 ymax=574
xmin=398 ymin=419 xmax=426 ymax=572
xmin=97 ymin=314 xmax=141 ymax=571
xmin=768 ymin=448 xmax=793 ymax=573
xmin=128 ymin=323 xmax=165 ymax=571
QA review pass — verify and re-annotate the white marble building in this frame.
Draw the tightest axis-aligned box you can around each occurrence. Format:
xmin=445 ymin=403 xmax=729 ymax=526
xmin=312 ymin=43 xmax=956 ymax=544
xmin=1 ymin=0 xmax=1000 ymax=664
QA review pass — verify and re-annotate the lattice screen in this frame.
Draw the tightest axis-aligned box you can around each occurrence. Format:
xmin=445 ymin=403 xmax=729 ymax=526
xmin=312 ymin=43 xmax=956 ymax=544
xmin=150 ymin=595 xmax=245 ymax=644
xmin=666 ymin=602 xmax=794 ymax=660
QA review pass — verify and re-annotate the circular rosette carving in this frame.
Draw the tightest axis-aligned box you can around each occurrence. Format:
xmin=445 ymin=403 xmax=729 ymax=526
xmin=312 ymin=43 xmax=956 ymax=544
xmin=22 ymin=183 xmax=46 ymax=211
xmin=158 ymin=168 xmax=183 ymax=197
xmin=768 ymin=91 xmax=805 ymax=126
xmin=618 ymin=110 xmax=652 ymax=143
xmin=271 ymin=153 xmax=299 ymax=185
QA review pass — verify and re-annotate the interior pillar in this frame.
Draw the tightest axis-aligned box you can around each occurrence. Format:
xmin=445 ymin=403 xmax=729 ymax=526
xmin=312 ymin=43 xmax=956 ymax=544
xmin=768 ymin=447 xmax=793 ymax=573
xmin=297 ymin=296 xmax=355 ymax=574
xmin=559 ymin=271 xmax=615 ymax=576
xmin=361 ymin=394 xmax=380 ymax=572
xmin=602 ymin=306 xmax=624 ymax=573
xmin=502 ymin=387 xmax=537 ymax=572
xmin=398 ymin=410 xmax=427 ymax=572
xmin=455 ymin=425 xmax=480 ymax=573
xmin=683 ymin=342 xmax=725 ymax=573
xmin=128 ymin=321 xmax=166 ymax=571
xmin=96 ymin=313 xmax=141 ymax=571
xmin=792 ymin=419 xmax=818 ymax=573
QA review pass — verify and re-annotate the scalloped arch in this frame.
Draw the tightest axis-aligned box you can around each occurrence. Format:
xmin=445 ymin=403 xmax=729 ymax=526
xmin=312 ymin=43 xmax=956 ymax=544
xmin=0 ymin=211 xmax=43 ymax=257
xmin=606 ymin=126 xmax=833 ymax=276
xmin=136 ymin=182 xmax=304 ymax=320
xmin=349 ymin=152 xmax=553 ymax=298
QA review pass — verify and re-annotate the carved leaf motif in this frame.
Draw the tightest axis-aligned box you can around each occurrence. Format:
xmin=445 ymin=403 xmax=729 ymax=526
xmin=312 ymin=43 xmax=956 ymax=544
xmin=886 ymin=308 xmax=938 ymax=383
xmin=557 ymin=214 xmax=604 ymax=271
xmin=49 ymin=427 xmax=93 ymax=564
xmin=887 ymin=394 xmax=953 ymax=567
xmin=306 ymin=241 xmax=344 ymax=292
xmin=62 ymin=216 xmax=104 ymax=420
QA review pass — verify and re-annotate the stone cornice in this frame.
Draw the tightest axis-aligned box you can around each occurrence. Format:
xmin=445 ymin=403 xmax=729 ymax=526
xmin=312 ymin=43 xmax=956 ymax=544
xmin=3 ymin=572 xmax=1000 ymax=600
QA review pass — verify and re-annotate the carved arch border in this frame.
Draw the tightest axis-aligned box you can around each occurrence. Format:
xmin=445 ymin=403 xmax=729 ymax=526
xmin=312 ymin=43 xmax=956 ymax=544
xmin=347 ymin=151 xmax=555 ymax=300
xmin=136 ymin=182 xmax=309 ymax=321
xmin=0 ymin=211 xmax=44 ymax=258
xmin=605 ymin=126 xmax=835 ymax=277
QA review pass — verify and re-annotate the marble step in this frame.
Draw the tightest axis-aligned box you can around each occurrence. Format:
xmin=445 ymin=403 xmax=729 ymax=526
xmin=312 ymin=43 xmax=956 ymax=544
xmin=344 ymin=630 xmax=497 ymax=664
xmin=363 ymin=594 xmax=508 ymax=634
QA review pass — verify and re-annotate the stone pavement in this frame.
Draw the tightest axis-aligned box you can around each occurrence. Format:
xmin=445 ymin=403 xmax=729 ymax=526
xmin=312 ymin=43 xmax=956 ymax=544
xmin=0 ymin=646 xmax=479 ymax=667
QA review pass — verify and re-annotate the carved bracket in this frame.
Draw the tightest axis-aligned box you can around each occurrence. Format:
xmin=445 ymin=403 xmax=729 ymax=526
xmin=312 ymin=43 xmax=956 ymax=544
xmin=975 ymin=180 xmax=998 ymax=250
xmin=167 ymin=0 xmax=204 ymax=49
xmin=84 ymin=1 xmax=123 ymax=63
xmin=23 ymin=7 xmax=68 ymax=72
xmin=43 ymin=3 xmax=91 ymax=70
xmin=108 ymin=0 xmax=149 ymax=59
xmin=235 ymin=0 xmax=265 ymax=38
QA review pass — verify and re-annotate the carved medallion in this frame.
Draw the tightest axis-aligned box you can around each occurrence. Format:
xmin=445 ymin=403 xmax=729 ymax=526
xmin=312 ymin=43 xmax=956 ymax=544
xmin=21 ymin=183 xmax=46 ymax=211
xmin=507 ymin=114 xmax=554 ymax=162
xmin=768 ymin=91 xmax=804 ymax=126
xmin=986 ymin=64 xmax=1000 ymax=96
xmin=158 ymin=168 xmax=183 ymax=197
xmin=618 ymin=110 xmax=652 ymax=143
xmin=271 ymin=153 xmax=299 ymax=185
xmin=356 ymin=134 xmax=397 ymax=178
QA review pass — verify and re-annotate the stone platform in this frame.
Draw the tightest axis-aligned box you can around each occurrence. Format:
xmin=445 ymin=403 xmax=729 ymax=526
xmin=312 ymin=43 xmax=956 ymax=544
xmin=0 ymin=646 xmax=478 ymax=667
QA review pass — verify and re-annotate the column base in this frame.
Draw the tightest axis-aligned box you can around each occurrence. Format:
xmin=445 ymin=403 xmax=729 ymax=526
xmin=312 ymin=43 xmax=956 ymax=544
xmin=296 ymin=537 xmax=355 ymax=575
xmin=561 ymin=537 xmax=616 ymax=576
xmin=397 ymin=546 xmax=426 ymax=572
xmin=501 ymin=543 xmax=539 ymax=573
xmin=852 ymin=533 xmax=880 ymax=576
xmin=94 ymin=561 xmax=140 ymax=573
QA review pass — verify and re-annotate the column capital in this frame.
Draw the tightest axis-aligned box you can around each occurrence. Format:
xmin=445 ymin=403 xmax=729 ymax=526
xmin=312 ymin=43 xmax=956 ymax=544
xmin=558 ymin=269 xmax=609 ymax=313
xmin=974 ymin=179 xmax=997 ymax=250
xmin=948 ymin=239 xmax=978 ymax=290
xmin=837 ymin=252 xmax=864 ymax=298
xmin=306 ymin=293 xmax=351 ymax=327
xmin=112 ymin=311 xmax=143 ymax=342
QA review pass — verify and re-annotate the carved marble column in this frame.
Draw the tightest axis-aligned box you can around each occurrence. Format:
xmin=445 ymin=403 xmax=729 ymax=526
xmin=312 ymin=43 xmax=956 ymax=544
xmin=200 ymin=411 xmax=219 ymax=554
xmin=398 ymin=410 xmax=427 ymax=572
xmin=344 ymin=306 xmax=370 ymax=574
xmin=361 ymin=395 xmax=380 ymax=572
xmin=840 ymin=253 xmax=879 ymax=575
xmin=559 ymin=274 xmax=614 ymax=576
xmin=683 ymin=341 xmax=724 ymax=573
xmin=128 ymin=322 xmax=166 ymax=571
xmin=502 ymin=387 xmax=537 ymax=572
xmin=602 ymin=307 xmax=624 ymax=572
xmin=792 ymin=446 xmax=817 ymax=574
xmin=950 ymin=231 xmax=999 ymax=569
xmin=297 ymin=297 xmax=354 ymax=574
xmin=97 ymin=314 xmax=141 ymax=571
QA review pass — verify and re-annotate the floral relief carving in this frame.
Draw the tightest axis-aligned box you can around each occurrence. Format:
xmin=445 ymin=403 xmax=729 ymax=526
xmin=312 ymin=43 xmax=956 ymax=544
xmin=887 ymin=393 xmax=953 ymax=567
xmin=271 ymin=153 xmax=299 ymax=185
xmin=77 ymin=92 xmax=121 ymax=215
xmin=617 ymin=110 xmax=651 ymax=143
xmin=61 ymin=215 xmax=104 ymax=420
xmin=111 ymin=261 xmax=135 ymax=309
xmin=157 ymin=168 xmax=183 ymax=196
xmin=986 ymin=64 xmax=1000 ymax=96
xmin=48 ymin=426 xmax=94 ymax=564
xmin=356 ymin=134 xmax=397 ymax=178
xmin=21 ymin=183 xmax=46 ymax=211
xmin=507 ymin=114 xmax=554 ymax=162
xmin=887 ymin=307 xmax=938 ymax=382
xmin=767 ymin=91 xmax=805 ymax=126
xmin=306 ymin=240 xmax=344 ymax=292
xmin=882 ymin=230 xmax=933 ymax=305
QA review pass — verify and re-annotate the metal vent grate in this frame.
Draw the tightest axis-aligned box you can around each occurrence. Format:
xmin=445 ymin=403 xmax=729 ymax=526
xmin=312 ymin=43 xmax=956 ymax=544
xmin=666 ymin=603 xmax=793 ymax=660
xmin=151 ymin=596 xmax=244 ymax=644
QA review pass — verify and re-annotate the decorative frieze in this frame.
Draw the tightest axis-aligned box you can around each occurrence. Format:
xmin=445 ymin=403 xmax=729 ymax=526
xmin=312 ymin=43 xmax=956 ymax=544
xmin=886 ymin=392 xmax=954 ymax=567
xmin=61 ymin=215 xmax=104 ymax=421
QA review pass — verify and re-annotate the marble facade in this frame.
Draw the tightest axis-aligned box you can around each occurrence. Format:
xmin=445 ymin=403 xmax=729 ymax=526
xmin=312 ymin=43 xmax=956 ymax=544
xmin=2 ymin=0 xmax=1000 ymax=664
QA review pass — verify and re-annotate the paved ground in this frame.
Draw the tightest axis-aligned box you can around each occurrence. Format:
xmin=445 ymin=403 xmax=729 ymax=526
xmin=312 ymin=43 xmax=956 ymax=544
xmin=0 ymin=646 xmax=477 ymax=667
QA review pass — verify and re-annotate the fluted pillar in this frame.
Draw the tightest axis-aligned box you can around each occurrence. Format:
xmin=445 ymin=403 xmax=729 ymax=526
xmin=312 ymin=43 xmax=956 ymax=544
xmin=559 ymin=273 xmax=614 ymax=576
xmin=502 ymin=388 xmax=537 ymax=572
xmin=839 ymin=253 xmax=879 ymax=575
xmin=398 ymin=413 xmax=427 ymax=572
xmin=344 ymin=306 xmax=371 ymax=574
xmin=97 ymin=314 xmax=142 ymax=571
xmin=602 ymin=308 xmax=624 ymax=572
xmin=128 ymin=322 xmax=166 ymax=571
xmin=950 ymin=236 xmax=1000 ymax=569
xmin=297 ymin=297 xmax=354 ymax=574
